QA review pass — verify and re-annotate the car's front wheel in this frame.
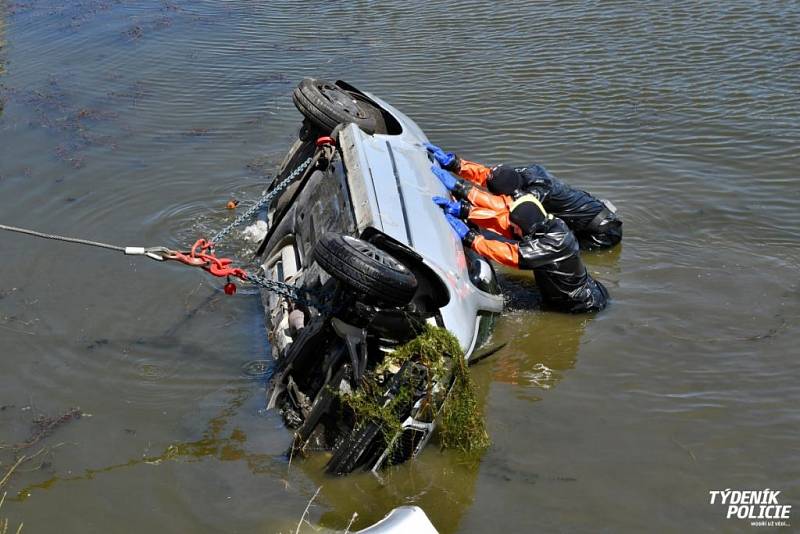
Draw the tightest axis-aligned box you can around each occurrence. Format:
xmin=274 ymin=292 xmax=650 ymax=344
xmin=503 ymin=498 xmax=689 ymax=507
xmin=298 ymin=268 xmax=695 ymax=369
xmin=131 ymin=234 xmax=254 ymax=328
xmin=314 ymin=233 xmax=417 ymax=307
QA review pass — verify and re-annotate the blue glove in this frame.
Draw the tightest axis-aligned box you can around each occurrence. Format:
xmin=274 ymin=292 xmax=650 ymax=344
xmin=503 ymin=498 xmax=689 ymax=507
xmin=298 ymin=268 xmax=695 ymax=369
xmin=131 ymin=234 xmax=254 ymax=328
xmin=424 ymin=142 xmax=456 ymax=168
xmin=432 ymin=196 xmax=462 ymax=217
xmin=431 ymin=166 xmax=457 ymax=191
xmin=444 ymin=213 xmax=469 ymax=240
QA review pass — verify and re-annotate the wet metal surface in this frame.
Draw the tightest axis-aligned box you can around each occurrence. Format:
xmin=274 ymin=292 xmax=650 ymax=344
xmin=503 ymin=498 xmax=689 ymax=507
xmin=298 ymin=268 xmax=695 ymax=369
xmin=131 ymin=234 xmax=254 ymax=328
xmin=1 ymin=1 xmax=799 ymax=532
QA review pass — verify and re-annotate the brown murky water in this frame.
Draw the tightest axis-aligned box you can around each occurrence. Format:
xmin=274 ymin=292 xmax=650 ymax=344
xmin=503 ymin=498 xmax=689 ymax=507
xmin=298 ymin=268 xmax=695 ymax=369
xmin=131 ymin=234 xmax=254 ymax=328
xmin=1 ymin=1 xmax=798 ymax=532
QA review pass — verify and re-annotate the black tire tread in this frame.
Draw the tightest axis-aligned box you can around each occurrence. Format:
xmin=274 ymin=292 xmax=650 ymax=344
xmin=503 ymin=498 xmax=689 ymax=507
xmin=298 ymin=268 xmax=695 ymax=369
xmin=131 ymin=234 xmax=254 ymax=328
xmin=292 ymin=78 xmax=381 ymax=134
xmin=292 ymin=89 xmax=338 ymax=132
xmin=299 ymin=79 xmax=365 ymax=128
xmin=297 ymin=83 xmax=345 ymax=129
xmin=325 ymin=421 xmax=383 ymax=475
xmin=314 ymin=233 xmax=417 ymax=306
xmin=316 ymin=239 xmax=405 ymax=295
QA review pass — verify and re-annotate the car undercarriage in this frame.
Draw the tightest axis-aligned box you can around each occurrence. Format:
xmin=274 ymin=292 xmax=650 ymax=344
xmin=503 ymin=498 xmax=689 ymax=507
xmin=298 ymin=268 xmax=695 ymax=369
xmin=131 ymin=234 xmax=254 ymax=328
xmin=255 ymin=79 xmax=503 ymax=475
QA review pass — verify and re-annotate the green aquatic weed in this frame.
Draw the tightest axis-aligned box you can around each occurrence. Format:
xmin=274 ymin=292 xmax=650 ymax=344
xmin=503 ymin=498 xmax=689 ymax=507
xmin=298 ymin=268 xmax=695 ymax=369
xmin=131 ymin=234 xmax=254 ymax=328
xmin=439 ymin=348 xmax=490 ymax=456
xmin=341 ymin=325 xmax=489 ymax=457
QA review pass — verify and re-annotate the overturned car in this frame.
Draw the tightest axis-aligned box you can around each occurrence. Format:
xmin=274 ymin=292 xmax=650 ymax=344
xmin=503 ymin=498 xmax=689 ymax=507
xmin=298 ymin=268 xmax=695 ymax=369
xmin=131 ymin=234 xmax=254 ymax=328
xmin=256 ymin=79 xmax=503 ymax=475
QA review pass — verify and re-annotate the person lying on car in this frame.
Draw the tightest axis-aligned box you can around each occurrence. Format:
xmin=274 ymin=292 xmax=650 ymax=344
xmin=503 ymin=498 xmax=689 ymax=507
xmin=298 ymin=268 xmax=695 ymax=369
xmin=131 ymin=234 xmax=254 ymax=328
xmin=425 ymin=143 xmax=622 ymax=250
xmin=431 ymin=166 xmax=608 ymax=313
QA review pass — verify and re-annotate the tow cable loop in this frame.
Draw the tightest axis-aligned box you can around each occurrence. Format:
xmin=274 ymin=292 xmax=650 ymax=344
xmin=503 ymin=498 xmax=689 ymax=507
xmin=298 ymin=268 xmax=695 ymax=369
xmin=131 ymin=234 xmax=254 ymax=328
xmin=1 ymin=139 xmax=334 ymax=307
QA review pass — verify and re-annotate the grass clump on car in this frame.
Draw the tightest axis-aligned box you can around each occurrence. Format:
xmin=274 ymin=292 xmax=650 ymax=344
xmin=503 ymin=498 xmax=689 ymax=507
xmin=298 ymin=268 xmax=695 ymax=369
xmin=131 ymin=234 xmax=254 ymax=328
xmin=340 ymin=325 xmax=490 ymax=457
xmin=438 ymin=342 xmax=491 ymax=455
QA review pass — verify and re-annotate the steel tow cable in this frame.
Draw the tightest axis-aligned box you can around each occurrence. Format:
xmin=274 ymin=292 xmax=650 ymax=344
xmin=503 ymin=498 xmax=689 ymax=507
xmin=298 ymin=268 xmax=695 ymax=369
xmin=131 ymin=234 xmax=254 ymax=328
xmin=0 ymin=223 xmax=171 ymax=261
xmin=0 ymin=149 xmax=330 ymax=310
xmin=0 ymin=223 xmax=126 ymax=253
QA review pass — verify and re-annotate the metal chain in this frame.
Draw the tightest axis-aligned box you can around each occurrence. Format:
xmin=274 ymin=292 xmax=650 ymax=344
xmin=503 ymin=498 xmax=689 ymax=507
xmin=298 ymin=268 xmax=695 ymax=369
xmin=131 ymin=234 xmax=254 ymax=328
xmin=0 ymin=155 xmax=325 ymax=308
xmin=210 ymin=156 xmax=313 ymax=245
xmin=244 ymin=273 xmax=322 ymax=309
xmin=206 ymin=154 xmax=331 ymax=309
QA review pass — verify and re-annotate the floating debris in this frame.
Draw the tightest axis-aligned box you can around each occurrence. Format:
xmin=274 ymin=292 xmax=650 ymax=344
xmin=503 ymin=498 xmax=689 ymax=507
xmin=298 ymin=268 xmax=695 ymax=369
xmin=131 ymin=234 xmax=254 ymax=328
xmin=15 ymin=389 xmax=264 ymax=500
xmin=15 ymin=407 xmax=83 ymax=451
xmin=1 ymin=489 xmax=25 ymax=533
xmin=124 ymin=25 xmax=144 ymax=40
xmin=1 ymin=407 xmax=79 ymax=494
xmin=123 ymin=15 xmax=173 ymax=42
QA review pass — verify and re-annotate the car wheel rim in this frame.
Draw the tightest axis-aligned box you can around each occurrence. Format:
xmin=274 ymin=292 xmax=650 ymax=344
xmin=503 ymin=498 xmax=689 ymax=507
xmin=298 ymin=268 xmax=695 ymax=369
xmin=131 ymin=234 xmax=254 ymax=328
xmin=343 ymin=236 xmax=408 ymax=272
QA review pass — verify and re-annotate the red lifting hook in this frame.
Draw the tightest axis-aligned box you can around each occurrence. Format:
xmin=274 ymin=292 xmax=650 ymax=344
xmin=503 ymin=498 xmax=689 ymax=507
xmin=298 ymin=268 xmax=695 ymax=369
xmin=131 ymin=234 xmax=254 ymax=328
xmin=164 ymin=239 xmax=248 ymax=295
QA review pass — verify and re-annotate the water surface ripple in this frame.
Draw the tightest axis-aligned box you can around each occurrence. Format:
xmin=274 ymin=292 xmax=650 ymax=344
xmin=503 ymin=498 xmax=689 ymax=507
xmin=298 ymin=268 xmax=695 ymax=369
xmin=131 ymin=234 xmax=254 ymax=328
xmin=1 ymin=1 xmax=798 ymax=532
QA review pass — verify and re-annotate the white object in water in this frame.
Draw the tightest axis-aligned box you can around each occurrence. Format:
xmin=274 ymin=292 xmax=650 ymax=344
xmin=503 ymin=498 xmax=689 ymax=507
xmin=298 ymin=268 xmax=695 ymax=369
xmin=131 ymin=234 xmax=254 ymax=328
xmin=355 ymin=506 xmax=438 ymax=534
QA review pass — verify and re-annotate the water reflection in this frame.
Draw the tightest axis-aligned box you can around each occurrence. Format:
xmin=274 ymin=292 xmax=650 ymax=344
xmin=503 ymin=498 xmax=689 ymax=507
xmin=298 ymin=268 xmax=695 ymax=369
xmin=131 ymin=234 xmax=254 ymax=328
xmin=297 ymin=266 xmax=613 ymax=533
xmin=2 ymin=0 xmax=799 ymax=531
xmin=492 ymin=270 xmax=598 ymax=397
xmin=296 ymin=360 xmax=495 ymax=534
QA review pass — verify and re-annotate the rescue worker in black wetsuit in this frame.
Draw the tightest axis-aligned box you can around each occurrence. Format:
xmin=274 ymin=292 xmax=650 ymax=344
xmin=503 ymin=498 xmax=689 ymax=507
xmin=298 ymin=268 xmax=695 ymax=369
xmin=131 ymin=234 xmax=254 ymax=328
xmin=431 ymin=166 xmax=608 ymax=313
xmin=425 ymin=143 xmax=622 ymax=250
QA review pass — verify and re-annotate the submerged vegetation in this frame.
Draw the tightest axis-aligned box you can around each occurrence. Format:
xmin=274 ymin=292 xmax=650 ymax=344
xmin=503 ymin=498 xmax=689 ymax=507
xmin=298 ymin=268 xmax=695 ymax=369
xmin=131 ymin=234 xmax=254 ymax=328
xmin=0 ymin=407 xmax=83 ymax=496
xmin=1 ymin=491 xmax=24 ymax=534
xmin=10 ymin=388 xmax=265 ymax=501
xmin=340 ymin=325 xmax=490 ymax=458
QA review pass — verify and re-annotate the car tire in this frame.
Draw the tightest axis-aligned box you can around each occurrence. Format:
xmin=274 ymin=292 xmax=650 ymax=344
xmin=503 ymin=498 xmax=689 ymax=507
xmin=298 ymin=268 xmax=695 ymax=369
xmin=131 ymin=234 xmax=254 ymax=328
xmin=325 ymin=420 xmax=384 ymax=475
xmin=292 ymin=78 xmax=386 ymax=135
xmin=314 ymin=233 xmax=417 ymax=307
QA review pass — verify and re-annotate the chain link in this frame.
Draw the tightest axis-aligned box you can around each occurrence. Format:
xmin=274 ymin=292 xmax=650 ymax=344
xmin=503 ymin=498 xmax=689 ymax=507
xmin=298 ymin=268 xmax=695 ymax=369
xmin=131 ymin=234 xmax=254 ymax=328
xmin=244 ymin=273 xmax=329 ymax=311
xmin=204 ymin=154 xmax=332 ymax=309
xmin=210 ymin=156 xmax=313 ymax=246
xmin=0 ymin=154 xmax=325 ymax=308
